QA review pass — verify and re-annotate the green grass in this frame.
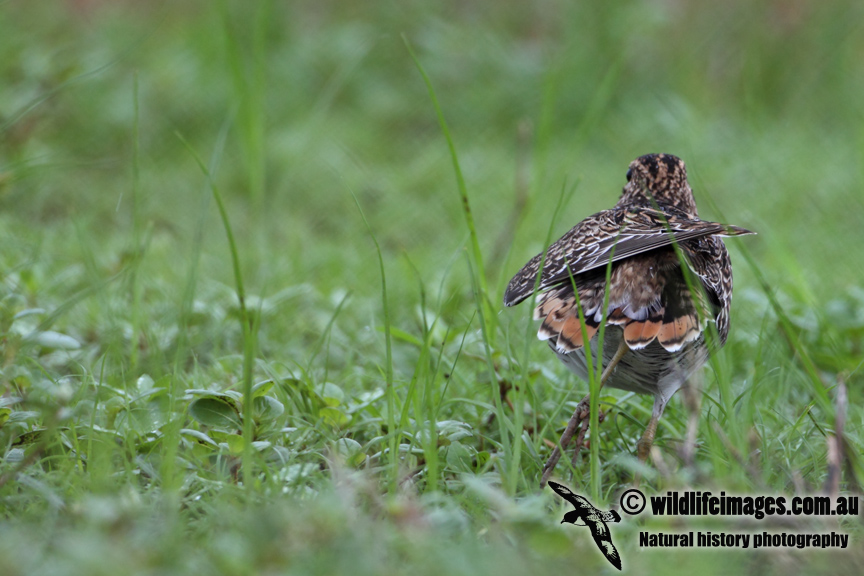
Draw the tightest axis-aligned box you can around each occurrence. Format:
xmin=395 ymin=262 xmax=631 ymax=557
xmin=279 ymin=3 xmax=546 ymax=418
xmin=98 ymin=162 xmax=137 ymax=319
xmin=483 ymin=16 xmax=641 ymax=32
xmin=2 ymin=1 xmax=864 ymax=574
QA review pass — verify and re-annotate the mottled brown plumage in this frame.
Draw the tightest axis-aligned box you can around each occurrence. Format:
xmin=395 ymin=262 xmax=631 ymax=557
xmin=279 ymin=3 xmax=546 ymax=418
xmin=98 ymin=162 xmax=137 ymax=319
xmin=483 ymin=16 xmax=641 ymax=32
xmin=505 ymin=153 xmax=754 ymax=465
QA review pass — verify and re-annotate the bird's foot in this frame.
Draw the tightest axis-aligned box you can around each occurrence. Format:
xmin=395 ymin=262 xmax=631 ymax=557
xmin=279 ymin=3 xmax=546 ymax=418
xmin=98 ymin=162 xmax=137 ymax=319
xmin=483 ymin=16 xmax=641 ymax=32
xmin=539 ymin=395 xmax=606 ymax=486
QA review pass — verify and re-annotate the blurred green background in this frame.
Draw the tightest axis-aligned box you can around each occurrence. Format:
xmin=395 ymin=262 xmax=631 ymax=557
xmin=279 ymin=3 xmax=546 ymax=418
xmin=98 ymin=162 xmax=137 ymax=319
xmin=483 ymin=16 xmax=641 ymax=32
xmin=1 ymin=1 xmax=862 ymax=574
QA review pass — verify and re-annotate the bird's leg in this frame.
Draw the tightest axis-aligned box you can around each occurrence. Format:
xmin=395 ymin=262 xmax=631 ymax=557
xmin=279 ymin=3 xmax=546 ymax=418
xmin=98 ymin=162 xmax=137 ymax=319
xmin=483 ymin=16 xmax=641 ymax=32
xmin=571 ymin=408 xmax=606 ymax=467
xmin=539 ymin=397 xmax=587 ymax=485
xmin=680 ymin=374 xmax=702 ymax=469
xmin=599 ymin=337 xmax=631 ymax=388
xmin=633 ymin=395 xmax=667 ymax=487
xmin=540 ymin=338 xmax=629 ymax=486
xmin=637 ymin=394 xmax=668 ymax=462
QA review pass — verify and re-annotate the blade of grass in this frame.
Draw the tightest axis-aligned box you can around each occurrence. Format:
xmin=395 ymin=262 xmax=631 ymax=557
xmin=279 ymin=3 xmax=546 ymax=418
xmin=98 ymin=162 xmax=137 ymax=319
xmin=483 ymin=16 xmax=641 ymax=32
xmin=694 ymin=183 xmax=833 ymax=420
xmin=464 ymin=252 xmax=516 ymax=490
xmin=517 ymin=178 xmax=578 ymax=492
xmin=589 ymin=232 xmax=621 ymax=502
xmin=129 ymin=72 xmax=144 ymax=373
xmin=161 ymin=118 xmax=231 ymax=497
xmin=350 ymin=191 xmax=398 ymax=490
xmin=218 ymin=0 xmax=269 ymax=207
xmin=400 ymin=254 xmax=446 ymax=492
xmin=176 ymin=131 xmax=257 ymax=490
xmin=402 ymin=35 xmax=496 ymax=342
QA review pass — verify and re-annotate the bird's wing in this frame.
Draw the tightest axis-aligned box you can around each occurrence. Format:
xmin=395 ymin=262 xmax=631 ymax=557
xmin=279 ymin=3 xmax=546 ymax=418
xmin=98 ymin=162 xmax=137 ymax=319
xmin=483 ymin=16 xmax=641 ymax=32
xmin=586 ymin=519 xmax=622 ymax=571
xmin=503 ymin=206 xmax=753 ymax=307
xmin=599 ymin=510 xmax=621 ymax=523
xmin=548 ymin=481 xmax=593 ymax=513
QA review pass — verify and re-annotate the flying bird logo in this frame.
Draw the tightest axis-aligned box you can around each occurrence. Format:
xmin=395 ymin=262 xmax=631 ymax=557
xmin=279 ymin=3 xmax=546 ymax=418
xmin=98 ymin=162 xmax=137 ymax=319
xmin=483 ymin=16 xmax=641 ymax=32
xmin=549 ymin=481 xmax=622 ymax=570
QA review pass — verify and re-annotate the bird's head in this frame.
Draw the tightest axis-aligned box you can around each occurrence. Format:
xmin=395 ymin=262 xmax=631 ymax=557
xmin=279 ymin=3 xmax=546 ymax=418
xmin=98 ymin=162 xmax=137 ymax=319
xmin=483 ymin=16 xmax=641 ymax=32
xmin=617 ymin=153 xmax=698 ymax=218
xmin=561 ymin=510 xmax=585 ymax=526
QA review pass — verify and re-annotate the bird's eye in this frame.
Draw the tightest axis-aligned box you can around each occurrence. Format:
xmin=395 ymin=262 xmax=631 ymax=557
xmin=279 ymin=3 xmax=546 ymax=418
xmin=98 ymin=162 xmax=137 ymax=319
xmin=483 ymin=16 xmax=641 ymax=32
xmin=625 ymin=168 xmax=632 ymax=182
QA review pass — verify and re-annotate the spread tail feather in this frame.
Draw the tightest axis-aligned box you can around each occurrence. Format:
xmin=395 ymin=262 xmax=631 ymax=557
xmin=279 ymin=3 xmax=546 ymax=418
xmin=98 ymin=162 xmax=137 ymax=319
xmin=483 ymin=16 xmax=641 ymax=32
xmin=622 ymin=315 xmax=663 ymax=350
xmin=656 ymin=313 xmax=702 ymax=352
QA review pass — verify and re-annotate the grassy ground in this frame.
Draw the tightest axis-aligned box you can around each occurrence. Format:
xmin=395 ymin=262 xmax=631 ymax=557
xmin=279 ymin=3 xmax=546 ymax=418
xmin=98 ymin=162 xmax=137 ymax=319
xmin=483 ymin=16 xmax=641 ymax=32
xmin=1 ymin=1 xmax=863 ymax=574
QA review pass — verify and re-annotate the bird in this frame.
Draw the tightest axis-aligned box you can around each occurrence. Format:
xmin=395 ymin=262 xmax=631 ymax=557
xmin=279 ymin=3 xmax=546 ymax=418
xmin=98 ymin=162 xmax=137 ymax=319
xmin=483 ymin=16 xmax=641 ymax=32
xmin=504 ymin=153 xmax=754 ymax=476
xmin=549 ymin=480 xmax=622 ymax=570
